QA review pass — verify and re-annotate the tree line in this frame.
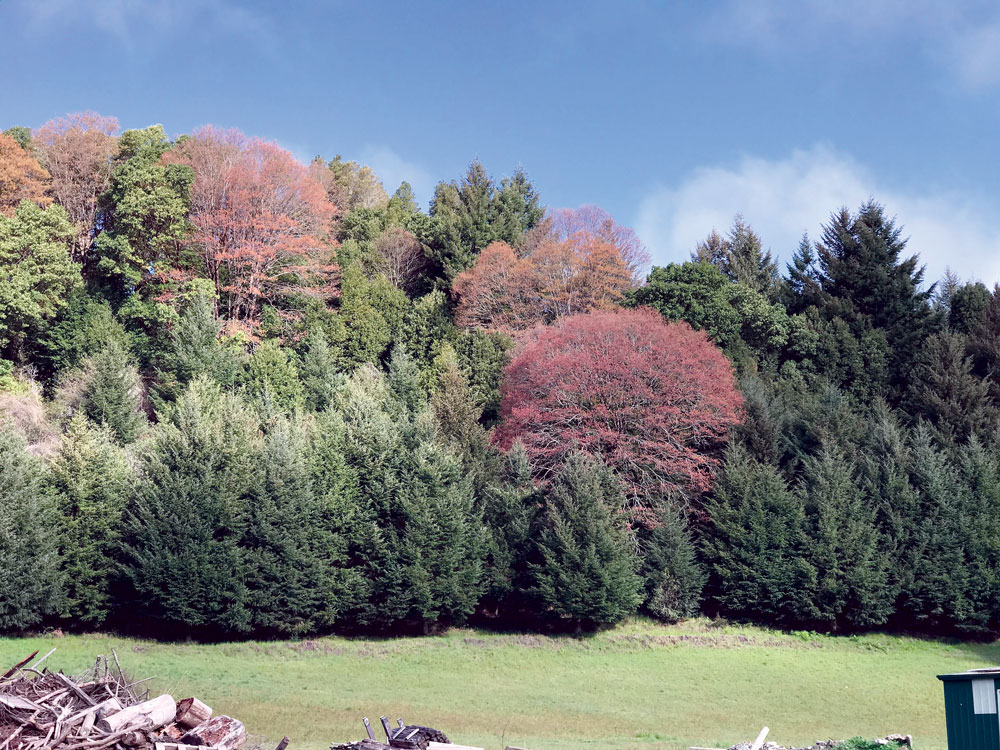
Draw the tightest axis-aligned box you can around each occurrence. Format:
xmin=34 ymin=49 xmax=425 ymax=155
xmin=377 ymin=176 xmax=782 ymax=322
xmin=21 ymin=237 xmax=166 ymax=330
xmin=1 ymin=113 xmax=999 ymax=638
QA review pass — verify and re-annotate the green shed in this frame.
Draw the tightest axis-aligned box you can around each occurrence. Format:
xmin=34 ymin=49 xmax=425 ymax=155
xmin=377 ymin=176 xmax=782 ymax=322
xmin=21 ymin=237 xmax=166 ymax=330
xmin=938 ymin=668 xmax=1000 ymax=749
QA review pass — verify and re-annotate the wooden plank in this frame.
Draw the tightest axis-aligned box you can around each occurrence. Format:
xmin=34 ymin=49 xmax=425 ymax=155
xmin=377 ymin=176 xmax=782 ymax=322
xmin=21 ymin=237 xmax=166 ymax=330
xmin=750 ymin=726 xmax=769 ymax=750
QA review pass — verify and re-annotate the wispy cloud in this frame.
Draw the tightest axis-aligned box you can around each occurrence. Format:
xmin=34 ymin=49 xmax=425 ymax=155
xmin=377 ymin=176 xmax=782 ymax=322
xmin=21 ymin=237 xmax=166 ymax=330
xmin=708 ymin=0 xmax=1000 ymax=91
xmin=359 ymin=145 xmax=436 ymax=211
xmin=13 ymin=0 xmax=273 ymax=51
xmin=634 ymin=144 xmax=1000 ymax=285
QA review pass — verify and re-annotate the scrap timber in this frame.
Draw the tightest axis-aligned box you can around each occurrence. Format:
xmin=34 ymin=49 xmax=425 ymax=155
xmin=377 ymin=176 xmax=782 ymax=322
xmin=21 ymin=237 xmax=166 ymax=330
xmin=0 ymin=650 xmax=249 ymax=750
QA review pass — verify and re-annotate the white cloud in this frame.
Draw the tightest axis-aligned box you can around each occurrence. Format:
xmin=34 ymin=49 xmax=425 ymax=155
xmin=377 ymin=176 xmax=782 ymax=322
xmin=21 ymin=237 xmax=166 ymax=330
xmin=709 ymin=0 xmax=1000 ymax=91
xmin=359 ymin=146 xmax=436 ymax=211
xmin=634 ymin=145 xmax=1000 ymax=286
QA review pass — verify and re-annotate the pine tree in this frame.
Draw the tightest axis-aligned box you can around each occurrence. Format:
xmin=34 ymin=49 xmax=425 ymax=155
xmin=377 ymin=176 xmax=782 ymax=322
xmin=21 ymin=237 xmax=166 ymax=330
xmin=906 ymin=332 xmax=996 ymax=442
xmin=640 ymin=505 xmax=705 ymax=622
xmin=49 ymin=415 xmax=132 ymax=626
xmin=122 ymin=378 xmax=257 ymax=635
xmin=82 ymin=338 xmax=146 ymax=444
xmin=529 ymin=451 xmax=642 ymax=629
xmin=702 ymin=445 xmax=814 ymax=626
xmin=299 ymin=329 xmax=343 ymax=412
xmin=242 ymin=416 xmax=344 ymax=634
xmin=0 ymin=427 xmax=63 ymax=630
xmin=798 ymin=444 xmax=891 ymax=630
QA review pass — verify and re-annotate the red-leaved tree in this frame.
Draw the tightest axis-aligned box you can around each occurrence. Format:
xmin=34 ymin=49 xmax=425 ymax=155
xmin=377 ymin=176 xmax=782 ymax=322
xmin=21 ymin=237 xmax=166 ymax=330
xmin=494 ymin=308 xmax=742 ymax=522
xmin=163 ymin=126 xmax=337 ymax=330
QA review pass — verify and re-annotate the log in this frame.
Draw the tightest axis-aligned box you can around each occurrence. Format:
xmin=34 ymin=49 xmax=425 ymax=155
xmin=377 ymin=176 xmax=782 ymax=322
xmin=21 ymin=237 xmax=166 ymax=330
xmin=98 ymin=693 xmax=176 ymax=733
xmin=274 ymin=738 xmax=290 ymax=750
xmin=179 ymin=715 xmax=246 ymax=750
xmin=175 ymin=697 xmax=213 ymax=729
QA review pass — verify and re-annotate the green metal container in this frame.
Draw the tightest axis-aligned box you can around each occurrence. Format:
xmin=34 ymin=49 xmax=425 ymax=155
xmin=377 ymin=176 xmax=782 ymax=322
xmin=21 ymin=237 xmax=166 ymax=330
xmin=938 ymin=669 xmax=1000 ymax=749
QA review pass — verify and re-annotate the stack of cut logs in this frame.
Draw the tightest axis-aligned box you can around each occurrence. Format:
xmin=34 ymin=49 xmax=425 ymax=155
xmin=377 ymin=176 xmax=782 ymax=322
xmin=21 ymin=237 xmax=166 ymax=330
xmin=0 ymin=650 xmax=251 ymax=750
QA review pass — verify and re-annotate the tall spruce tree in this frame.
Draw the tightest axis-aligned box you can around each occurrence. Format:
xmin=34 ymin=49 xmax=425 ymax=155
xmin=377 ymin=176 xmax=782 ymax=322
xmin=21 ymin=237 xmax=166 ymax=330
xmin=49 ymin=415 xmax=132 ymax=626
xmin=122 ymin=378 xmax=258 ymax=635
xmin=798 ymin=444 xmax=891 ymax=630
xmin=811 ymin=202 xmax=938 ymax=397
xmin=702 ymin=445 xmax=814 ymax=626
xmin=81 ymin=338 xmax=146 ymax=444
xmin=529 ymin=451 xmax=642 ymax=629
xmin=0 ymin=427 xmax=63 ymax=630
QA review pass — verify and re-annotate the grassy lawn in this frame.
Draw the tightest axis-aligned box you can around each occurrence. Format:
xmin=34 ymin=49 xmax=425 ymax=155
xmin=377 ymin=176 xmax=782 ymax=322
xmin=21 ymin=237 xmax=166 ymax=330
xmin=0 ymin=619 xmax=990 ymax=750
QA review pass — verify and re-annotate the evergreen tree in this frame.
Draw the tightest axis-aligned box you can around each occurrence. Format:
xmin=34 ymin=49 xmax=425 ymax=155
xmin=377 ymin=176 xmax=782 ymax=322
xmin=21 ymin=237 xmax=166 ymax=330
xmin=898 ymin=424 xmax=972 ymax=631
xmin=242 ymin=416 xmax=344 ymax=634
xmin=154 ymin=290 xmax=244 ymax=407
xmin=640 ymin=505 xmax=705 ymax=622
xmin=334 ymin=366 xmax=486 ymax=631
xmin=245 ymin=339 xmax=306 ymax=414
xmin=702 ymin=445 xmax=813 ymax=626
xmin=478 ymin=442 xmax=538 ymax=613
xmin=387 ymin=345 xmax=425 ymax=415
xmin=693 ymin=216 xmax=778 ymax=299
xmin=122 ymin=378 xmax=257 ymax=635
xmin=81 ymin=338 xmax=146 ymax=444
xmin=529 ymin=451 xmax=642 ymax=629
xmin=955 ymin=438 xmax=1000 ymax=633
xmin=0 ymin=427 xmax=63 ymax=630
xmin=428 ymin=161 xmax=541 ymax=281
xmin=798 ymin=444 xmax=891 ymax=630
xmin=49 ymin=415 xmax=131 ymax=625
xmin=906 ymin=332 xmax=996 ymax=442
xmin=299 ymin=329 xmax=342 ymax=412
xmin=811 ymin=202 xmax=938 ymax=396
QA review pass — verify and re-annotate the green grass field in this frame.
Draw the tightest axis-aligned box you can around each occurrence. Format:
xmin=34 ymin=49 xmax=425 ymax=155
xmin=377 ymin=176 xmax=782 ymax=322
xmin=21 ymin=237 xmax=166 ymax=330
xmin=0 ymin=619 xmax=990 ymax=750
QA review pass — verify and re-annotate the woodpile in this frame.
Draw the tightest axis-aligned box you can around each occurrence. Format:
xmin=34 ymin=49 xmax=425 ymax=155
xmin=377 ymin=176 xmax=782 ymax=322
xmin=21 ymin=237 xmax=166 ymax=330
xmin=329 ymin=716 xmax=482 ymax=750
xmin=0 ymin=650 xmax=252 ymax=750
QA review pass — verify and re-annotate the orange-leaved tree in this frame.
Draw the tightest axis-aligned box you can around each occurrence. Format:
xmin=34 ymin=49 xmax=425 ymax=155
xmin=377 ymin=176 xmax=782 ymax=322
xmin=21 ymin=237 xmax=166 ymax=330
xmin=164 ymin=126 xmax=337 ymax=329
xmin=452 ymin=206 xmax=638 ymax=334
xmin=494 ymin=308 xmax=742 ymax=523
xmin=33 ymin=112 xmax=120 ymax=260
xmin=0 ymin=133 xmax=51 ymax=216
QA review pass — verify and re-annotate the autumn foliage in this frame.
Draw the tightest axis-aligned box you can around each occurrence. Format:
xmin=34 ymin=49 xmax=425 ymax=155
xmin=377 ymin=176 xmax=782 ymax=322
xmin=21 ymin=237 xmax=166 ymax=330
xmin=495 ymin=308 xmax=742 ymax=517
xmin=33 ymin=112 xmax=120 ymax=260
xmin=0 ymin=133 xmax=51 ymax=216
xmin=164 ymin=126 xmax=337 ymax=329
xmin=452 ymin=206 xmax=642 ymax=334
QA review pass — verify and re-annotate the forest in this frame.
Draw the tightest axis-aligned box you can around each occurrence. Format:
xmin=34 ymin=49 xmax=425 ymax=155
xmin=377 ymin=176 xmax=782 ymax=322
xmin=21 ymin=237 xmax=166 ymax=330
xmin=1 ymin=112 xmax=999 ymax=639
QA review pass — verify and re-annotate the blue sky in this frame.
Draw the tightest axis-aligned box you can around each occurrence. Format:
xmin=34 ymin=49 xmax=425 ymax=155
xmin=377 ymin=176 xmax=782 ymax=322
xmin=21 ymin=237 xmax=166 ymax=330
xmin=2 ymin=0 xmax=999 ymax=283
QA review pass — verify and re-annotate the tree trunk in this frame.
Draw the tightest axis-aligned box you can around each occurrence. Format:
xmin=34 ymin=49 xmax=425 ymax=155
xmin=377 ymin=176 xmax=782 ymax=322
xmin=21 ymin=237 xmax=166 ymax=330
xmin=175 ymin=697 xmax=213 ymax=729
xmin=180 ymin=715 xmax=246 ymax=750
xmin=98 ymin=694 xmax=175 ymax=733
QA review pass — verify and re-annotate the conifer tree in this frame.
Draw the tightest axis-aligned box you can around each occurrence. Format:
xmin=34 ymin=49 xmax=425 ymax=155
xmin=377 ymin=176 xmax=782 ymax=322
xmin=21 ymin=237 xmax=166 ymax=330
xmin=478 ymin=442 xmax=538 ymax=613
xmin=122 ymin=378 xmax=257 ymax=635
xmin=49 ymin=415 xmax=131 ymax=625
xmin=0 ymin=427 xmax=63 ymax=630
xmin=906 ymin=331 xmax=996 ymax=442
xmin=702 ymin=445 xmax=814 ymax=626
xmin=242 ymin=416 xmax=344 ymax=634
xmin=299 ymin=329 xmax=342 ymax=412
xmin=81 ymin=338 xmax=146 ymax=444
xmin=640 ymin=505 xmax=705 ymax=622
xmin=529 ymin=451 xmax=642 ymax=628
xmin=798 ymin=444 xmax=891 ymax=629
